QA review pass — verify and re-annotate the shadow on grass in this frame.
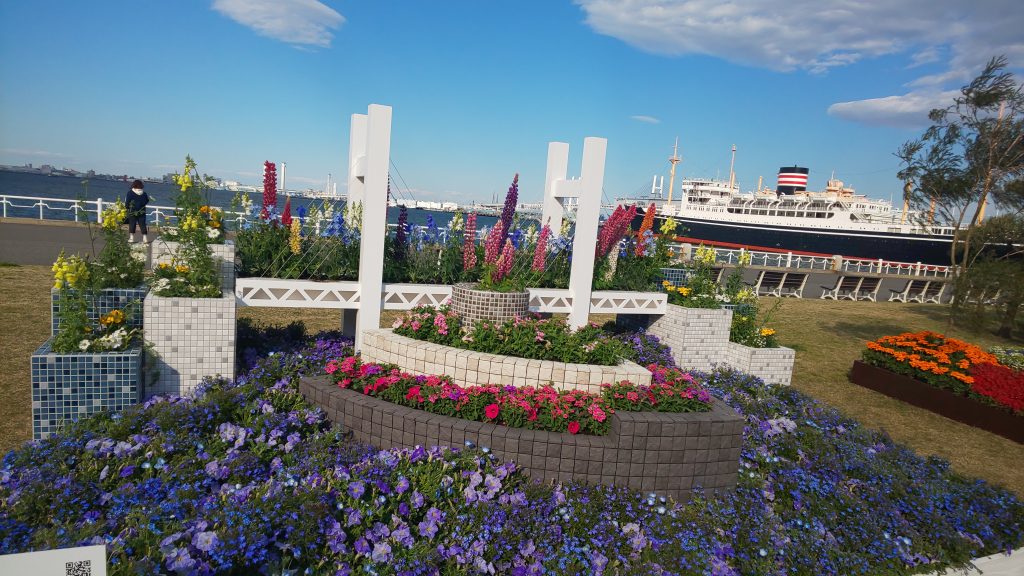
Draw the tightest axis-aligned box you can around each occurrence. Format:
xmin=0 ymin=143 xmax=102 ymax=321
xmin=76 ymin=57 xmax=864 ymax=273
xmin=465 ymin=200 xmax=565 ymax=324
xmin=831 ymin=320 xmax=911 ymax=342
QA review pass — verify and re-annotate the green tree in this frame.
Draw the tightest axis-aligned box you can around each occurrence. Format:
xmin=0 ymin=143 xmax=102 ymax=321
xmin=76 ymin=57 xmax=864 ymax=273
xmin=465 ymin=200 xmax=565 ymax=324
xmin=897 ymin=56 xmax=1024 ymax=323
xmin=960 ymin=213 xmax=1024 ymax=337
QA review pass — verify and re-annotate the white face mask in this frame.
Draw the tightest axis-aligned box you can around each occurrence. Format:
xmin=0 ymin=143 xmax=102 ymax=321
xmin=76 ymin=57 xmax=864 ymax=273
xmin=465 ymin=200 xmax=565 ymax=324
xmin=132 ymin=188 xmax=144 ymax=195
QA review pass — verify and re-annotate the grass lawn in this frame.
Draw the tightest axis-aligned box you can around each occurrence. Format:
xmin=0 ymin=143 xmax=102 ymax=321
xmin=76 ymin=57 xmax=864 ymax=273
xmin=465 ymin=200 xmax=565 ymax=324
xmin=2 ymin=264 xmax=1022 ymax=496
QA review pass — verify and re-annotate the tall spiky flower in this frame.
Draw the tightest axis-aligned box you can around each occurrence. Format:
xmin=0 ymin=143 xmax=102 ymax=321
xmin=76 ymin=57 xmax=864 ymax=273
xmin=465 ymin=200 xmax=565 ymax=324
xmin=288 ymin=218 xmax=302 ymax=255
xmin=281 ymin=197 xmax=293 ymax=227
xmin=262 ymin=161 xmax=277 ymax=217
xmin=463 ymin=212 xmax=477 ymax=271
xmin=484 ymin=220 xmax=505 ymax=265
xmin=532 ymin=224 xmax=551 ymax=271
xmin=635 ymin=203 xmax=656 ymax=257
xmin=493 ymin=239 xmax=515 ymax=283
xmin=597 ymin=205 xmax=637 ymax=258
xmin=499 ymin=173 xmax=518 ymax=245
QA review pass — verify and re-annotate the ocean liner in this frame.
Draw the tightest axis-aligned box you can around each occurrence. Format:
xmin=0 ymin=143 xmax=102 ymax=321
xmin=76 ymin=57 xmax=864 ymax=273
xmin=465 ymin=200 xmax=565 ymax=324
xmin=621 ymin=144 xmax=956 ymax=265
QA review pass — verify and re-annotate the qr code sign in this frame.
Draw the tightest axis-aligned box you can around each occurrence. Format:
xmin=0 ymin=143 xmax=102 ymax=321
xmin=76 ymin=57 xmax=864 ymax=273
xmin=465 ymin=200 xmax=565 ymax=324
xmin=66 ymin=560 xmax=92 ymax=576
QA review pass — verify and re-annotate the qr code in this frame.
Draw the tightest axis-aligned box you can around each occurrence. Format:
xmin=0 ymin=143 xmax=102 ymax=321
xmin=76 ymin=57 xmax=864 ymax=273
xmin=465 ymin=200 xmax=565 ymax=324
xmin=66 ymin=560 xmax=92 ymax=576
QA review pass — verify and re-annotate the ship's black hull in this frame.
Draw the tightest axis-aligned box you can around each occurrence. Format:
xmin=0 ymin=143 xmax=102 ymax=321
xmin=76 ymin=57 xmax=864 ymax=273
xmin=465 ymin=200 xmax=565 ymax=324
xmin=649 ymin=213 xmax=955 ymax=266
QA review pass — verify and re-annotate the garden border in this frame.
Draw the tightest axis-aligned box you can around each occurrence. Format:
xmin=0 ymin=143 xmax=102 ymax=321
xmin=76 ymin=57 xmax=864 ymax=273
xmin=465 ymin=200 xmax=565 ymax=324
xmin=850 ymin=361 xmax=1023 ymax=444
xmin=299 ymin=375 xmax=744 ymax=501
xmin=360 ymin=328 xmax=652 ymax=393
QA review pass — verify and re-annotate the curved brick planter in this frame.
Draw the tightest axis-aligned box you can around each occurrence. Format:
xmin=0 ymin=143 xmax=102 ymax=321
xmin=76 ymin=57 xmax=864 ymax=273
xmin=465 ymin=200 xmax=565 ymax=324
xmin=450 ymin=283 xmax=528 ymax=325
xmin=300 ymin=375 xmax=743 ymax=501
xmin=850 ymin=361 xmax=1023 ymax=444
xmin=361 ymin=329 xmax=652 ymax=393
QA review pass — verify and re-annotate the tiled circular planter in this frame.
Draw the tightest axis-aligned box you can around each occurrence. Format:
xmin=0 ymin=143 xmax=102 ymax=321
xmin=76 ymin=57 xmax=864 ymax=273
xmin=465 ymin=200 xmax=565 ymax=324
xmin=361 ymin=329 xmax=651 ymax=392
xmin=300 ymin=375 xmax=743 ymax=501
xmin=450 ymin=283 xmax=528 ymax=325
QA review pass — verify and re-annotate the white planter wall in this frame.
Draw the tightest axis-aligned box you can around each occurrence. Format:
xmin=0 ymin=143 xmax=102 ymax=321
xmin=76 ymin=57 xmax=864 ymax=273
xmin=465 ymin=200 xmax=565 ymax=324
xmin=150 ymin=240 xmax=236 ymax=290
xmin=722 ymin=342 xmax=796 ymax=386
xmin=143 ymin=291 xmax=236 ymax=397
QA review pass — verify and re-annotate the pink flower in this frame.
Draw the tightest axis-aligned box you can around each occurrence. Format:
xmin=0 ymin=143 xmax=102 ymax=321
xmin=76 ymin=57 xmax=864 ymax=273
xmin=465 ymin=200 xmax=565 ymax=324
xmin=532 ymin=224 xmax=551 ymax=271
xmin=411 ymin=320 xmax=421 ymax=331
xmin=484 ymin=221 xmax=505 ymax=265
xmin=325 ymin=361 xmax=339 ymax=375
xmin=589 ymin=405 xmax=607 ymax=422
xmin=492 ymin=239 xmax=514 ymax=283
xmin=406 ymin=385 xmax=422 ymax=401
xmin=626 ymin=391 xmax=639 ymax=402
xmin=535 ymin=330 xmax=546 ymax=342
xmin=567 ymin=421 xmax=580 ymax=435
xmin=434 ymin=313 xmax=448 ymax=335
xmin=485 ymin=403 xmax=500 ymax=419
xmin=463 ymin=212 xmax=478 ymax=271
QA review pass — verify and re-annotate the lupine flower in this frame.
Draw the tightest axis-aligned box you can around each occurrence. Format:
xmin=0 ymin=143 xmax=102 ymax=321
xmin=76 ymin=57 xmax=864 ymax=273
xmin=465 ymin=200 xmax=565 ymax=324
xmin=484 ymin=221 xmax=505 ymax=265
xmin=499 ymin=173 xmax=519 ymax=245
xmin=463 ymin=212 xmax=478 ymax=271
xmin=395 ymin=205 xmax=409 ymax=260
xmin=532 ymin=224 xmax=551 ymax=272
xmin=262 ymin=161 xmax=277 ymax=217
xmin=493 ymin=239 xmax=514 ymax=283
xmin=635 ymin=203 xmax=656 ymax=256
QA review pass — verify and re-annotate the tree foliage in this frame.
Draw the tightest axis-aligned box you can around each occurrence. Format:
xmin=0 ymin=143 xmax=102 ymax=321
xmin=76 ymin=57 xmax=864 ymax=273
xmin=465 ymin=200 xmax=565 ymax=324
xmin=897 ymin=56 xmax=1024 ymax=323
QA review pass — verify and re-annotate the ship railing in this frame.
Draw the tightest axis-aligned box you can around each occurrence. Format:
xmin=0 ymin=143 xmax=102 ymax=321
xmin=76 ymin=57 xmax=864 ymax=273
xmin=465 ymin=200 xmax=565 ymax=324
xmin=669 ymin=243 xmax=952 ymax=278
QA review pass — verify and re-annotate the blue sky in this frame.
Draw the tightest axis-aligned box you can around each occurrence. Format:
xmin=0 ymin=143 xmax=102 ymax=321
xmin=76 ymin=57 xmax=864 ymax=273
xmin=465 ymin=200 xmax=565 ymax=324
xmin=1 ymin=1 xmax=1021 ymax=205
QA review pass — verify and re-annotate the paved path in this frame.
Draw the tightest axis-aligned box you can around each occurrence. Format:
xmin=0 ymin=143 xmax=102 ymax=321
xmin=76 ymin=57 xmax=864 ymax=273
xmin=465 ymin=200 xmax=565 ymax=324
xmin=0 ymin=219 xmax=106 ymax=265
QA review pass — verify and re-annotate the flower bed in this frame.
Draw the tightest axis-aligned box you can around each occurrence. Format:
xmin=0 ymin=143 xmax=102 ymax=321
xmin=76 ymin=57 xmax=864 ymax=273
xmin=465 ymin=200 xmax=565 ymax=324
xmin=301 ymin=373 xmax=739 ymax=502
xmin=393 ymin=305 xmax=626 ymax=366
xmin=30 ymin=339 xmax=142 ymax=440
xmin=324 ymin=355 xmax=710 ymax=436
xmin=850 ymin=361 xmax=1024 ymax=443
xmin=863 ymin=331 xmax=1024 ymax=414
xmin=2 ymin=334 xmax=1023 ymax=575
xmin=361 ymin=329 xmax=652 ymax=393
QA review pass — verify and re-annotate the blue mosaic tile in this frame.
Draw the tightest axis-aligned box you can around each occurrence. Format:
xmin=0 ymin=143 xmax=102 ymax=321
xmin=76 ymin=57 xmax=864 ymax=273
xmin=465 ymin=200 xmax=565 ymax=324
xmin=51 ymin=287 xmax=147 ymax=336
xmin=30 ymin=339 xmax=142 ymax=440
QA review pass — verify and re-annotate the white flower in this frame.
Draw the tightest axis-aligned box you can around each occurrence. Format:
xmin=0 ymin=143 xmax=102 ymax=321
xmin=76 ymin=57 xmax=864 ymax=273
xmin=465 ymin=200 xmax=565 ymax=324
xmin=78 ymin=339 xmax=90 ymax=351
xmin=207 ymin=228 xmax=219 ymax=239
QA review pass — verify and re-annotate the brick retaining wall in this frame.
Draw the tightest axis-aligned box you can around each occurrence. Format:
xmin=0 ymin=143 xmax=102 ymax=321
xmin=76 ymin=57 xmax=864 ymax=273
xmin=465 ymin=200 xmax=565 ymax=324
xmin=300 ymin=375 xmax=743 ymax=501
xmin=361 ymin=329 xmax=652 ymax=393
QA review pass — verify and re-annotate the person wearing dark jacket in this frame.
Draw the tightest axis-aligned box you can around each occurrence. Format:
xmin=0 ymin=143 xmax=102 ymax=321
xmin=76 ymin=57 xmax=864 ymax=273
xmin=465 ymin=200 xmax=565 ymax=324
xmin=124 ymin=179 xmax=151 ymax=243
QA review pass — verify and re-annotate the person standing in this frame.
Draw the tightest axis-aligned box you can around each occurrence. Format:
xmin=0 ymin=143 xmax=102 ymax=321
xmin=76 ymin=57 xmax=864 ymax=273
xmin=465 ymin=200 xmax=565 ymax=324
xmin=125 ymin=179 xmax=151 ymax=243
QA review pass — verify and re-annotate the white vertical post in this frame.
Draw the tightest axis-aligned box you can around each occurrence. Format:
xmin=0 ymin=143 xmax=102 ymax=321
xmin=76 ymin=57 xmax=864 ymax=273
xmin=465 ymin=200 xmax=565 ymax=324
xmin=347 ymin=114 xmax=368 ymax=209
xmin=354 ymin=104 xmax=392 ymax=351
xmin=541 ymin=142 xmax=569 ymax=237
xmin=96 ymin=198 xmax=103 ymax=223
xmin=567 ymin=137 xmax=607 ymax=329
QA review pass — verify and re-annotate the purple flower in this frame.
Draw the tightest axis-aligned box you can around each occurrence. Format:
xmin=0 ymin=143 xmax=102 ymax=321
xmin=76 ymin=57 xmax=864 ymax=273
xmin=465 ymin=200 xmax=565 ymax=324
xmin=192 ymin=531 xmax=219 ymax=553
xmin=165 ymin=547 xmax=195 ymax=572
xmin=370 ymin=541 xmax=392 ymax=563
xmin=119 ymin=465 xmax=135 ymax=478
xmin=354 ymin=537 xmax=370 ymax=555
xmin=346 ymin=508 xmax=362 ymax=527
xmin=347 ymin=480 xmax=365 ymax=499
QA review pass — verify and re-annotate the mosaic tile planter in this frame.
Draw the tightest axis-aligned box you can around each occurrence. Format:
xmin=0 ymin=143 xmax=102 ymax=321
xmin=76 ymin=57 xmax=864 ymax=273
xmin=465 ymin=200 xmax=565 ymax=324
xmin=50 ymin=287 xmax=147 ymax=335
xmin=723 ymin=342 xmax=795 ymax=386
xmin=300 ymin=375 xmax=743 ymax=501
xmin=143 ymin=290 xmax=236 ymax=398
xmin=850 ymin=361 xmax=1023 ymax=444
xmin=450 ymin=283 xmax=529 ymax=325
xmin=30 ymin=339 xmax=142 ymax=440
xmin=361 ymin=329 xmax=651 ymax=393
xmin=620 ymin=305 xmax=733 ymax=372
xmin=150 ymin=240 xmax=236 ymax=290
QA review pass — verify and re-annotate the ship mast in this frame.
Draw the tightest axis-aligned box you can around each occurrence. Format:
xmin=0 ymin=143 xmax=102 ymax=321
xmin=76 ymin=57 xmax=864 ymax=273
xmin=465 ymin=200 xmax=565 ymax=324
xmin=727 ymin=144 xmax=736 ymax=192
xmin=666 ymin=138 xmax=681 ymax=206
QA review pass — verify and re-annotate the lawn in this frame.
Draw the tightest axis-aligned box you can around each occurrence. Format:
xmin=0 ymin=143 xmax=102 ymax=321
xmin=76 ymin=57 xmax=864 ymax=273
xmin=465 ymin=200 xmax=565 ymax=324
xmin=2 ymin=264 xmax=1022 ymax=496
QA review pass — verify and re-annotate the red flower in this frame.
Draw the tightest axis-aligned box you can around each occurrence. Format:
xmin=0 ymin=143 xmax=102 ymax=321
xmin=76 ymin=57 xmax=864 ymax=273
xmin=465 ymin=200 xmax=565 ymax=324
xmin=406 ymin=385 xmax=422 ymax=402
xmin=567 ymin=421 xmax=580 ymax=435
xmin=485 ymin=403 xmax=500 ymax=419
xmin=325 ymin=361 xmax=339 ymax=375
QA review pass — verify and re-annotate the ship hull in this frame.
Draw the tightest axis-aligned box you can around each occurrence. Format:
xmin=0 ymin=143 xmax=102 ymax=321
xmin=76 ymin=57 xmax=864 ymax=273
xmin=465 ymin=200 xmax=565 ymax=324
xmin=651 ymin=213 xmax=955 ymax=265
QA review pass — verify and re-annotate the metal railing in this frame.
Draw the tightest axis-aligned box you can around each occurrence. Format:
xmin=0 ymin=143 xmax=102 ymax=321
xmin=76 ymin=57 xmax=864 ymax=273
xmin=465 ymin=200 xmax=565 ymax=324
xmin=0 ymin=194 xmax=251 ymax=227
xmin=668 ymin=244 xmax=952 ymax=278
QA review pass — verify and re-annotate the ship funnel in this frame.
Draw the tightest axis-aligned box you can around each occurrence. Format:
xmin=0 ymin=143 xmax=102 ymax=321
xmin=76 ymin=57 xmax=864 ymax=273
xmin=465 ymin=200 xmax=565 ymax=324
xmin=776 ymin=166 xmax=809 ymax=195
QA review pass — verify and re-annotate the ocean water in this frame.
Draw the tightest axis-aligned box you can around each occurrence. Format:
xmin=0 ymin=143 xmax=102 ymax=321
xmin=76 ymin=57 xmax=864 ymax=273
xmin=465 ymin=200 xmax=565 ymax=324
xmin=0 ymin=171 xmax=500 ymax=229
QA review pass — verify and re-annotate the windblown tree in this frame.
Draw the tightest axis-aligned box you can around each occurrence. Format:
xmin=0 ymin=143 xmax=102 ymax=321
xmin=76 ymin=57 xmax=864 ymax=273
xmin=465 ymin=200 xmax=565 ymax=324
xmin=897 ymin=56 xmax=1024 ymax=322
xmin=959 ymin=212 xmax=1024 ymax=336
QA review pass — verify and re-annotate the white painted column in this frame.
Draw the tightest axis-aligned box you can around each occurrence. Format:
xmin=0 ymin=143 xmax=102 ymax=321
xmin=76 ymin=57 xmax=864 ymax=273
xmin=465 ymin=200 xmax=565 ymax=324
xmin=347 ymin=113 xmax=368 ymax=208
xmin=566 ymin=137 xmax=607 ymax=329
xmin=354 ymin=104 xmax=392 ymax=351
xmin=541 ymin=142 xmax=569 ymax=237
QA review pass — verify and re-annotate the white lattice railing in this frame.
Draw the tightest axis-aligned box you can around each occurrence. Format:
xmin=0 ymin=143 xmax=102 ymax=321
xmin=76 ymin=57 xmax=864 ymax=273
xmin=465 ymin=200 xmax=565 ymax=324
xmin=669 ymin=244 xmax=952 ymax=278
xmin=235 ymin=278 xmax=666 ymax=315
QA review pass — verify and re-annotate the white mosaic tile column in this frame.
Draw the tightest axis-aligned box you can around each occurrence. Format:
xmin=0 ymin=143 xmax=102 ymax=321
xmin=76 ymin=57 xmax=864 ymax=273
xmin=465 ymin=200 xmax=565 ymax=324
xmin=150 ymin=240 xmax=236 ymax=291
xmin=722 ymin=342 xmax=795 ymax=386
xmin=641 ymin=305 xmax=733 ymax=371
xmin=143 ymin=290 xmax=236 ymax=397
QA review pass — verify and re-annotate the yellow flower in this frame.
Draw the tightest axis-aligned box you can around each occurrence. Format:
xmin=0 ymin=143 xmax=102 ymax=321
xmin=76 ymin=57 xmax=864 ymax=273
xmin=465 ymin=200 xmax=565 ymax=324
xmin=289 ymin=219 xmax=302 ymax=255
xmin=200 ymin=205 xmax=209 ymax=214
xmin=679 ymin=287 xmax=691 ymax=296
xmin=659 ymin=217 xmax=679 ymax=236
xmin=176 ymin=265 xmax=190 ymax=274
xmin=760 ymin=328 xmax=776 ymax=337
xmin=159 ymin=262 xmax=171 ymax=270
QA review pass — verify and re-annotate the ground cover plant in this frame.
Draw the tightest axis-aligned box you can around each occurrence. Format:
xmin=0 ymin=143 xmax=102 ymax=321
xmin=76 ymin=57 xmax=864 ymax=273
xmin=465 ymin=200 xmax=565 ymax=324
xmin=1 ymin=327 xmax=1023 ymax=575
xmin=324 ymin=356 xmax=711 ymax=436
xmin=392 ymin=306 xmax=628 ymax=365
xmin=864 ymin=330 xmax=1024 ymax=413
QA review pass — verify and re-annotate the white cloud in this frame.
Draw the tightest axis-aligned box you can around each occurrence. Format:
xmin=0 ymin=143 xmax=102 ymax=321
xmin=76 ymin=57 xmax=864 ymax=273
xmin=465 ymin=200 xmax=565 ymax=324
xmin=630 ymin=115 xmax=661 ymax=124
xmin=827 ymin=90 xmax=960 ymax=129
xmin=212 ymin=0 xmax=344 ymax=48
xmin=0 ymin=148 xmax=71 ymax=158
xmin=575 ymin=0 xmax=1023 ymax=126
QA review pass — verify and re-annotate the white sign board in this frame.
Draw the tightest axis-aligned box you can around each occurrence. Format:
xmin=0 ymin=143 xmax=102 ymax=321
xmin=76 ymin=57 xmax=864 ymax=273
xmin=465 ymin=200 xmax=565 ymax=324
xmin=0 ymin=545 xmax=106 ymax=576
